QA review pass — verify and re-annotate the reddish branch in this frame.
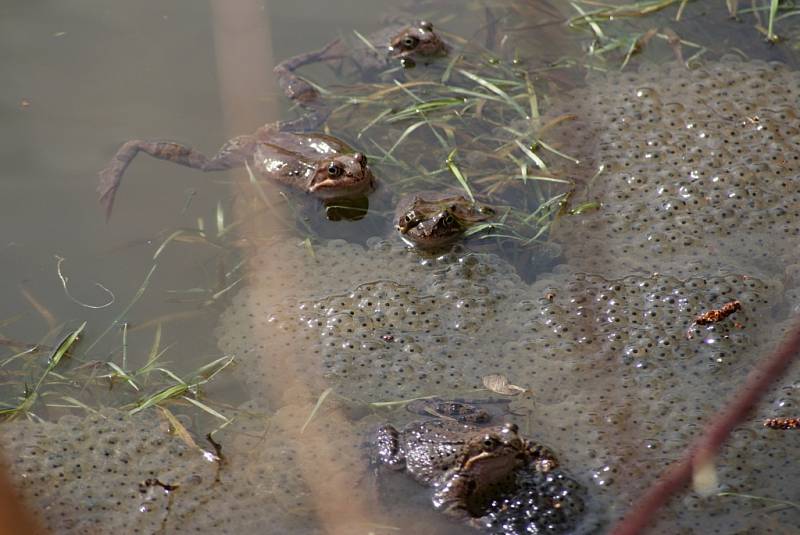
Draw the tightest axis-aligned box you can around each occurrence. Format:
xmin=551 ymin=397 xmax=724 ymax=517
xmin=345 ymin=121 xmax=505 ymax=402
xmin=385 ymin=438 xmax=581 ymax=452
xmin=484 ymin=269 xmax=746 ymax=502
xmin=610 ymin=319 xmax=800 ymax=535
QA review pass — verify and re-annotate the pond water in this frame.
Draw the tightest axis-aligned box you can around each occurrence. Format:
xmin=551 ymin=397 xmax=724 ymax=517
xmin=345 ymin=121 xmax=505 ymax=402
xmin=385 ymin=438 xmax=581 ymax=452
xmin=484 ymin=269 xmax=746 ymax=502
xmin=2 ymin=0 xmax=800 ymax=534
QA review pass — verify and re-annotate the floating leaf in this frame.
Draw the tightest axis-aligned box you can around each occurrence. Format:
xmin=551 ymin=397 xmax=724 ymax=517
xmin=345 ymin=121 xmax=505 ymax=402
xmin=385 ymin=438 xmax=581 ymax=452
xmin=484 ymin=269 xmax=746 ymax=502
xmin=693 ymin=458 xmax=719 ymax=496
xmin=157 ymin=405 xmax=200 ymax=451
xmin=482 ymin=374 xmax=527 ymax=395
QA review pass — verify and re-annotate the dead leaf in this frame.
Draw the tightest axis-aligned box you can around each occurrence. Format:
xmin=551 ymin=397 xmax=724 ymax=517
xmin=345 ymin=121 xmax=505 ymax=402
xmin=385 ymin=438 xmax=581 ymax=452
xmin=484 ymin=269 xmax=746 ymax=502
xmin=157 ymin=405 xmax=200 ymax=451
xmin=482 ymin=374 xmax=527 ymax=396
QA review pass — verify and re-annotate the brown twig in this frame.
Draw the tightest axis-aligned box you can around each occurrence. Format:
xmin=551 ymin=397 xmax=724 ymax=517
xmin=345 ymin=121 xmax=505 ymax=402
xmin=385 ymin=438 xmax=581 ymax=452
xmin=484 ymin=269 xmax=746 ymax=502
xmin=694 ymin=300 xmax=741 ymax=325
xmin=610 ymin=318 xmax=800 ymax=535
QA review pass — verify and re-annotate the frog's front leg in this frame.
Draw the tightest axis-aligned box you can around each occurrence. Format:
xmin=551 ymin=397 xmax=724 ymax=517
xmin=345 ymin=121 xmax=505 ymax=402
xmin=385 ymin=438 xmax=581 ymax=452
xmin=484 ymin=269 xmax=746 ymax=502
xmin=374 ymin=424 xmax=405 ymax=470
xmin=98 ymin=134 xmax=255 ymax=219
xmin=273 ymin=38 xmax=345 ymax=103
xmin=432 ymin=473 xmax=485 ymax=528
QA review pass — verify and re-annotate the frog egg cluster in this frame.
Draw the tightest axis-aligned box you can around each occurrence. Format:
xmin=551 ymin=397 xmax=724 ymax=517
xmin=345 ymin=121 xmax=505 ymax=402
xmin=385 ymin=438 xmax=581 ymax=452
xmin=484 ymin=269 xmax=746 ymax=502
xmin=482 ymin=468 xmax=586 ymax=535
xmin=546 ymin=58 xmax=800 ymax=281
xmin=216 ymin=238 xmax=524 ymax=402
xmin=507 ymin=270 xmax=800 ymax=531
xmin=0 ymin=408 xmax=332 ymax=534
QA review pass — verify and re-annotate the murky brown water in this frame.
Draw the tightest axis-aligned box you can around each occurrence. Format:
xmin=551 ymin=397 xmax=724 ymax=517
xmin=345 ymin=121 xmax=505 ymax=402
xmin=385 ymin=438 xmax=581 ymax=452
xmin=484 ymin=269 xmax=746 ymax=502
xmin=3 ymin=1 xmax=800 ymax=533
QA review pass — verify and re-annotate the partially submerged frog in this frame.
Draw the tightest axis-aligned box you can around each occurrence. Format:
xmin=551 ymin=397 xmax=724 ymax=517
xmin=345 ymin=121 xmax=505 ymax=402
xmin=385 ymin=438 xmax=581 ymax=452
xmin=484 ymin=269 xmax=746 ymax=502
xmin=405 ymin=398 xmax=491 ymax=425
xmin=375 ymin=418 xmax=558 ymax=525
xmin=274 ymin=21 xmax=448 ymax=107
xmin=98 ymin=125 xmax=374 ymax=218
xmin=395 ymin=191 xmax=495 ymax=249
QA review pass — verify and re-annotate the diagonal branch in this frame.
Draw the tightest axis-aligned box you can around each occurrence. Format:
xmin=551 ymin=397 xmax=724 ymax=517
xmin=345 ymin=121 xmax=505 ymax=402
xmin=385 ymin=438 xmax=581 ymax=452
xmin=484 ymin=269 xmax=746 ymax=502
xmin=610 ymin=319 xmax=800 ymax=535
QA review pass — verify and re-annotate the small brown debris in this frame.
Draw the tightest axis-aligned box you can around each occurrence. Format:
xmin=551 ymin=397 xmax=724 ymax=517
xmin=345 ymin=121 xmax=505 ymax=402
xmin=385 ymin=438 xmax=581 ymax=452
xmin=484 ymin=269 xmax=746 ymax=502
xmin=138 ymin=478 xmax=179 ymax=493
xmin=381 ymin=334 xmax=394 ymax=342
xmin=694 ymin=300 xmax=742 ymax=325
xmin=544 ymin=292 xmax=556 ymax=301
xmin=764 ymin=417 xmax=800 ymax=430
xmin=19 ymin=98 xmax=31 ymax=109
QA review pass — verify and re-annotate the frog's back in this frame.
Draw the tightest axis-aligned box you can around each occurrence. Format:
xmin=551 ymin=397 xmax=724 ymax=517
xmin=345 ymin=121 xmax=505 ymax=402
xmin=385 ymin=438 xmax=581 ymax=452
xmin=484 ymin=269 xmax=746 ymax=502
xmin=401 ymin=420 xmax=476 ymax=485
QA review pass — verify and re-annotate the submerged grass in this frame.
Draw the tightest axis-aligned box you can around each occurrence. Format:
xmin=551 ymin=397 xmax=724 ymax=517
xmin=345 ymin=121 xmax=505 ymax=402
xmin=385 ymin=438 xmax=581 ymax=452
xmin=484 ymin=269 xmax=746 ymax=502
xmin=321 ymin=46 xmax=581 ymax=250
xmin=0 ymin=205 xmax=247 ymax=427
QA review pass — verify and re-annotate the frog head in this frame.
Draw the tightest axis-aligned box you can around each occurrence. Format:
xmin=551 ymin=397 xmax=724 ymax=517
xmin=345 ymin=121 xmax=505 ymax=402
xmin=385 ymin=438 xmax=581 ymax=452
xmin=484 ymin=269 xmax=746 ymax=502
xmin=388 ymin=21 xmax=448 ymax=67
xmin=307 ymin=152 xmax=374 ymax=198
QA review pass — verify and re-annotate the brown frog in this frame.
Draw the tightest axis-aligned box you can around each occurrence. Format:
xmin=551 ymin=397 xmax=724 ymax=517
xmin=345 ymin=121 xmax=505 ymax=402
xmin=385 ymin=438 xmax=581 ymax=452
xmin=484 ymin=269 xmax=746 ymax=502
xmin=375 ymin=419 xmax=558 ymax=524
xmin=98 ymin=125 xmax=374 ymax=218
xmin=274 ymin=21 xmax=448 ymax=107
xmin=395 ymin=191 xmax=495 ymax=249
xmin=405 ymin=398 xmax=492 ymax=425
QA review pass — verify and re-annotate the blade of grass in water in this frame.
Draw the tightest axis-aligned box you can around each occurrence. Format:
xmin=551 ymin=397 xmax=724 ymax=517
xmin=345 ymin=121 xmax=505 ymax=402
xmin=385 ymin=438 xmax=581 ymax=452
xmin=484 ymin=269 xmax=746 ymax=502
xmin=353 ymin=29 xmax=380 ymax=56
xmin=216 ymin=201 xmax=225 ymax=237
xmin=145 ymin=323 xmax=162 ymax=372
xmin=387 ymin=98 xmax=465 ymax=123
xmin=457 ymin=69 xmax=528 ymax=119
xmin=717 ymin=492 xmax=800 ymax=511
xmin=84 ymin=264 xmax=157 ymax=355
xmin=182 ymin=396 xmax=230 ymax=422
xmin=386 ymin=120 xmax=427 ymax=156
xmin=514 ymin=140 xmax=549 ymax=172
xmin=393 ymin=79 xmax=425 ymax=104
xmin=524 ymin=73 xmax=540 ymax=120
xmin=767 ymin=0 xmax=780 ymax=42
xmin=570 ymin=1 xmax=605 ymax=39
xmin=42 ymin=322 xmax=85 ymax=382
xmin=0 ymin=322 xmax=86 ymax=419
xmin=105 ymin=361 xmax=140 ymax=391
xmin=129 ymin=383 xmax=187 ymax=414
xmin=300 ymin=387 xmax=333 ymax=434
xmin=357 ymin=108 xmax=393 ymax=139
xmin=535 ymin=139 xmax=580 ymax=164
xmin=511 ymin=175 xmax=571 ymax=184
xmin=446 ymin=149 xmax=475 ymax=202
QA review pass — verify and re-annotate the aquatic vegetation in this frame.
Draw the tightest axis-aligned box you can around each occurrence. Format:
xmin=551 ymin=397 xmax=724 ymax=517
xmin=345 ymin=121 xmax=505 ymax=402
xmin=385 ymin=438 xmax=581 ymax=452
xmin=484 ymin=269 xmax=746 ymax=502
xmin=6 ymin=1 xmax=800 ymax=533
xmin=0 ymin=406 xmax=341 ymax=534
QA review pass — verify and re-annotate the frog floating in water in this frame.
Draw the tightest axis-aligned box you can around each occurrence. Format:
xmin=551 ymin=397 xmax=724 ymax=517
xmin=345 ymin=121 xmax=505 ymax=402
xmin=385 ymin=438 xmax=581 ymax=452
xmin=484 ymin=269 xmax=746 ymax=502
xmin=274 ymin=21 xmax=448 ymax=107
xmin=375 ymin=411 xmax=558 ymax=526
xmin=98 ymin=125 xmax=374 ymax=218
xmin=395 ymin=191 xmax=495 ymax=249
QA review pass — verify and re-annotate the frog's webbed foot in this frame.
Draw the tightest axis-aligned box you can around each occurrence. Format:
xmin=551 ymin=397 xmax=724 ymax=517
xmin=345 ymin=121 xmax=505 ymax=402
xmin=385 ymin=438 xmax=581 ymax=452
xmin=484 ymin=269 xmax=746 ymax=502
xmin=434 ymin=492 xmax=487 ymax=530
xmin=435 ymin=496 xmax=489 ymax=531
xmin=273 ymin=38 xmax=345 ymax=103
xmin=98 ymin=135 xmax=255 ymax=219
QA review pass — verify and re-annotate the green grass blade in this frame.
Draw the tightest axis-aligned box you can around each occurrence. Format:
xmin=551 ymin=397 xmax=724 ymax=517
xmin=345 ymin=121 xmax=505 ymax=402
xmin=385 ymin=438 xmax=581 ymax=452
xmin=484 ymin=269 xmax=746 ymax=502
xmin=84 ymin=264 xmax=157 ymax=355
xmin=301 ymin=387 xmax=333 ymax=434
xmin=457 ymin=69 xmax=528 ymax=119
xmin=446 ymin=149 xmax=475 ymax=202
xmin=129 ymin=383 xmax=188 ymax=415
xmin=514 ymin=140 xmax=549 ymax=171
xmin=387 ymin=120 xmax=427 ymax=156
xmin=181 ymin=396 xmax=230 ymax=422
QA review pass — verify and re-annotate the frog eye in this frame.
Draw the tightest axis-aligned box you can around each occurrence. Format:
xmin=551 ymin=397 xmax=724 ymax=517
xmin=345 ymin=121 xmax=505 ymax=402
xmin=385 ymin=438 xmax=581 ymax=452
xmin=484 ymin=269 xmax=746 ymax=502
xmin=327 ymin=163 xmax=343 ymax=178
xmin=402 ymin=35 xmax=420 ymax=50
xmin=443 ymin=213 xmax=455 ymax=226
xmin=504 ymin=423 xmax=519 ymax=434
xmin=482 ymin=436 xmax=498 ymax=449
